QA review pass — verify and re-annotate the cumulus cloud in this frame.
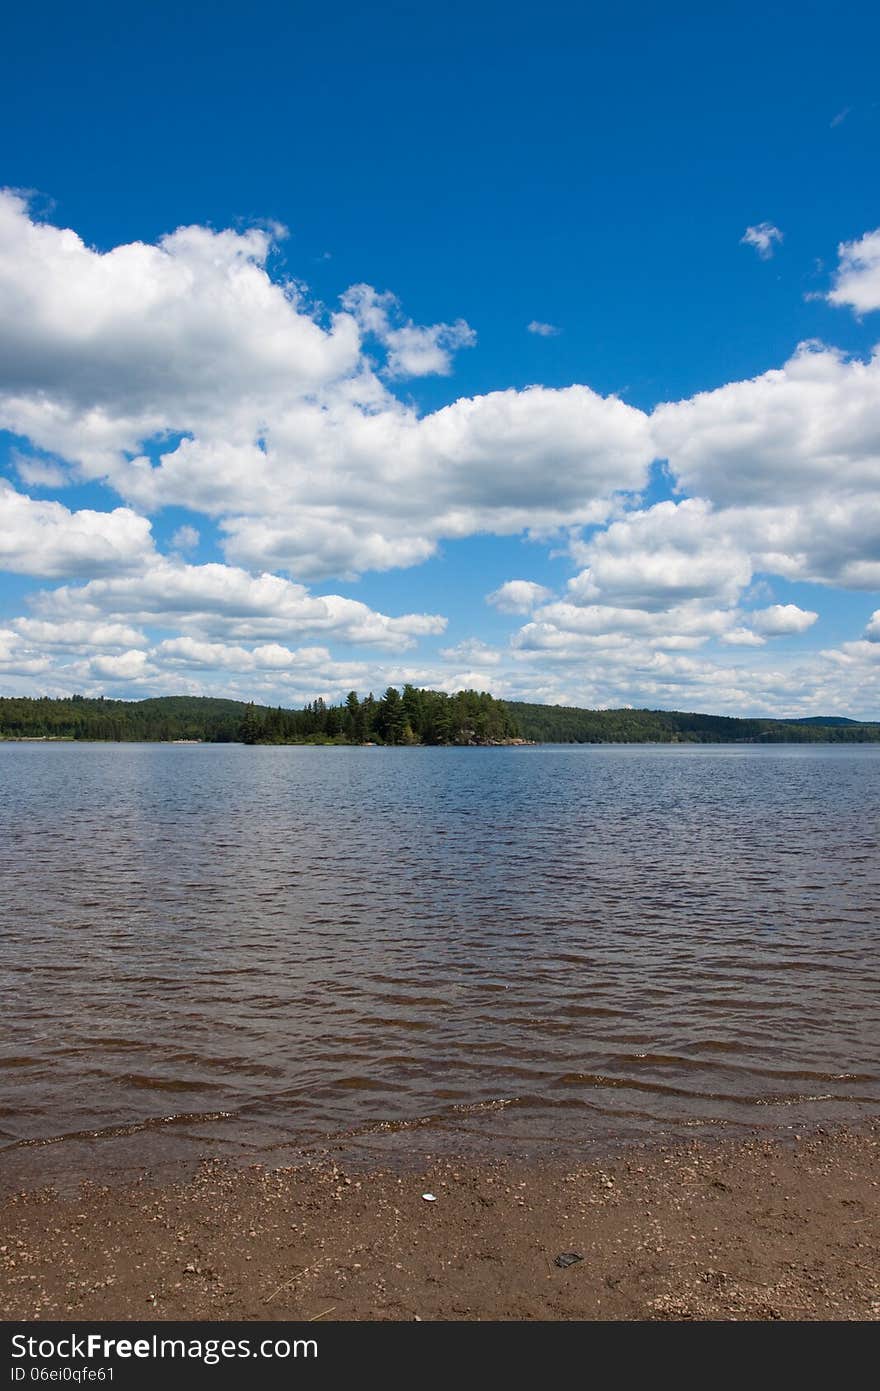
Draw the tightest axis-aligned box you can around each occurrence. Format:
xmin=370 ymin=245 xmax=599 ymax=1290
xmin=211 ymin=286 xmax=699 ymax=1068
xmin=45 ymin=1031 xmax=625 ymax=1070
xmin=11 ymin=618 xmax=148 ymax=648
xmin=749 ymin=604 xmax=818 ymax=635
xmin=651 ymin=344 xmax=880 ymax=590
xmin=0 ymin=626 xmax=52 ymax=677
xmin=486 ymin=579 xmax=554 ymax=613
xmin=155 ymin=637 xmax=337 ymax=672
xmin=220 ymin=515 xmax=436 ymax=581
xmin=340 ymin=283 xmax=476 ymax=377
xmin=740 ymin=222 xmax=783 ymax=259
xmin=527 ymin=321 xmax=560 ymax=337
xmin=30 ymin=558 xmax=447 ymax=650
xmin=826 ymin=228 xmax=880 ymax=314
xmin=499 ymin=507 xmax=820 ymax=683
xmin=439 ymin=638 xmax=502 ymax=666
xmin=730 ymin=498 xmax=880 ymax=591
xmin=566 ymin=500 xmax=752 ymax=609
xmin=1 ymin=192 xmax=879 ymax=716
xmin=13 ymin=452 xmax=69 ymax=488
xmin=0 ymin=481 xmax=154 ymax=577
xmin=515 ymin=601 xmax=736 ymax=656
xmin=88 ymin=650 xmax=156 ymax=681
xmin=170 ymin=524 xmax=200 ymax=552
xmin=720 ymin=626 xmax=766 ymax=647
xmin=134 ymin=382 xmax=652 ymax=579
xmin=0 ymin=191 xmax=359 ymax=449
xmin=652 ymin=343 xmax=880 ymax=507
xmin=0 ymin=192 xmax=653 ymax=581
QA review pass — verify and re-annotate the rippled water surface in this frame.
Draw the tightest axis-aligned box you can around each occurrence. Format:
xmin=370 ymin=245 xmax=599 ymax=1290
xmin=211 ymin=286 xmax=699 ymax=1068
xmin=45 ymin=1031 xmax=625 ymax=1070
xmin=1 ymin=742 xmax=878 ymax=1187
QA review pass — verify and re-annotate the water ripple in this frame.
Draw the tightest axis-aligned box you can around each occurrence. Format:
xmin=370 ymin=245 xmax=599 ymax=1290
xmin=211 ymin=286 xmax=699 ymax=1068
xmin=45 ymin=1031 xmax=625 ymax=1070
xmin=1 ymin=741 xmax=878 ymax=1186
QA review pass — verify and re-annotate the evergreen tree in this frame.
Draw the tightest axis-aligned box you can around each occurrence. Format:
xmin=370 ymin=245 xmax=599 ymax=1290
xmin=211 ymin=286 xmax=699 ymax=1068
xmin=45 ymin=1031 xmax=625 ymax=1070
xmin=238 ymin=702 xmax=260 ymax=744
xmin=361 ymin=692 xmax=378 ymax=741
xmin=345 ymin=690 xmax=364 ymax=742
xmin=377 ymin=686 xmax=406 ymax=744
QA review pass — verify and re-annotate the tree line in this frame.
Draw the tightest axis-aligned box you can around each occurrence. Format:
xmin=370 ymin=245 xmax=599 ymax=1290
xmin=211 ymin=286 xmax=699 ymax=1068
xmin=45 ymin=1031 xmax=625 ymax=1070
xmin=0 ymin=691 xmax=877 ymax=744
xmin=0 ymin=689 xmax=520 ymax=745
xmin=507 ymin=702 xmax=880 ymax=743
xmin=238 ymin=686 xmax=520 ymax=744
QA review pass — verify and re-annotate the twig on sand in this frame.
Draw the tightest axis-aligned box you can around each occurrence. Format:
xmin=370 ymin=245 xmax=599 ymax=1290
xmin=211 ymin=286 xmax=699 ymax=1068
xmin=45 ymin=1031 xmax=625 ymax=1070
xmin=264 ymin=1262 xmax=322 ymax=1305
xmin=308 ymin=1306 xmax=337 ymax=1321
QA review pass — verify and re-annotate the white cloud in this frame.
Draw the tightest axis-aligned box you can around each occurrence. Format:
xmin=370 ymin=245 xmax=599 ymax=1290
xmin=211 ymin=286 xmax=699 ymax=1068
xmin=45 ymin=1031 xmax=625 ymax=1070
xmin=155 ymin=636 xmax=336 ymax=672
xmin=0 ymin=192 xmax=654 ymax=581
xmin=516 ymin=600 xmax=736 ymax=655
xmin=0 ymin=626 xmax=52 ymax=676
xmin=486 ymin=579 xmax=554 ymax=613
xmin=650 ymin=343 xmax=880 ymax=591
xmin=749 ymin=603 xmax=818 ymax=635
xmin=0 ymin=192 xmax=359 ymax=452
xmin=1 ymin=193 xmax=879 ymax=718
xmin=720 ymin=626 xmax=765 ymax=646
xmin=170 ymin=524 xmax=200 ymax=552
xmin=566 ymin=499 xmax=752 ymax=609
xmin=741 ymin=222 xmax=783 ymax=259
xmin=31 ymin=558 xmax=447 ymax=650
xmin=191 ymin=383 xmax=651 ymax=578
xmin=527 ymin=321 xmax=560 ymax=337
xmin=502 ymin=633 xmax=880 ymax=719
xmin=0 ymin=481 xmax=154 ymax=578
xmin=496 ymin=508 xmax=820 ymax=689
xmin=11 ymin=618 xmax=148 ymax=648
xmin=87 ymin=650 xmax=157 ymax=681
xmin=2 ymin=586 xmax=878 ymax=718
xmin=439 ymin=638 xmax=502 ymax=665
xmin=652 ymin=343 xmax=880 ymax=508
xmin=341 ymin=283 xmax=476 ymax=378
xmin=13 ymin=452 xmax=69 ymax=488
xmin=826 ymin=228 xmax=880 ymax=314
xmin=220 ymin=515 xmax=436 ymax=581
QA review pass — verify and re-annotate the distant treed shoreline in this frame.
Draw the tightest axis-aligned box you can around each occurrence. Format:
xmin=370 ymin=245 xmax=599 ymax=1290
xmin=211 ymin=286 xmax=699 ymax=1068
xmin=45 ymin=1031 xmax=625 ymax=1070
xmin=0 ymin=691 xmax=878 ymax=745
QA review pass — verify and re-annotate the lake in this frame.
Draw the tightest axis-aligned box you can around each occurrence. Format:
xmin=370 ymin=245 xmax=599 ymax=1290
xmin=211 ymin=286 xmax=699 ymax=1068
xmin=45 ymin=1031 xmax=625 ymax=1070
xmin=1 ymin=741 xmax=878 ymax=1189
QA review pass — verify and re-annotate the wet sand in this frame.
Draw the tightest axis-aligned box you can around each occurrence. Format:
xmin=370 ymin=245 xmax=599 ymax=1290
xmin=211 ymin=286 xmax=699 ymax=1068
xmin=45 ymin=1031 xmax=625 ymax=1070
xmin=1 ymin=1125 xmax=878 ymax=1321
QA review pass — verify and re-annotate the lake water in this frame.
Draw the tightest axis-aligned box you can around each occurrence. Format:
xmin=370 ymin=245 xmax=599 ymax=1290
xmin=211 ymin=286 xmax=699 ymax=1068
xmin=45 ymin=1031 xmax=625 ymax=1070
xmin=1 ymin=741 xmax=878 ymax=1189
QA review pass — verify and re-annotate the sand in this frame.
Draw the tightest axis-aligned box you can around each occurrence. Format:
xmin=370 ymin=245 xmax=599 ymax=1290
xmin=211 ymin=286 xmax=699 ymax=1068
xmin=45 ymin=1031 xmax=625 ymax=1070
xmin=1 ymin=1125 xmax=878 ymax=1321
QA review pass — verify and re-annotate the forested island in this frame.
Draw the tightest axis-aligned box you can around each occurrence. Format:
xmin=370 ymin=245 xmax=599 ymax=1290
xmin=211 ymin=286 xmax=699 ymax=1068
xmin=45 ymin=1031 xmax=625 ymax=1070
xmin=1 ymin=690 xmax=879 ymax=744
xmin=0 ymin=688 xmax=519 ymax=745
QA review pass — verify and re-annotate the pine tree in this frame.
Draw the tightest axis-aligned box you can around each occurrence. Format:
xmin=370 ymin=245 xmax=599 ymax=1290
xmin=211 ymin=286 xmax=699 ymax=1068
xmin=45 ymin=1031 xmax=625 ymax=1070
xmin=345 ymin=690 xmax=364 ymax=741
xmin=238 ymin=702 xmax=260 ymax=744
xmin=377 ymin=686 xmax=406 ymax=744
xmin=401 ymin=683 xmax=423 ymax=740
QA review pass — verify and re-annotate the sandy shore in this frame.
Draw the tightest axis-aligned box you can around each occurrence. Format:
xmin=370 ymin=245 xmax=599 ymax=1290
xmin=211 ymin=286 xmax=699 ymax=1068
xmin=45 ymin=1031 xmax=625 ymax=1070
xmin=1 ymin=1126 xmax=878 ymax=1321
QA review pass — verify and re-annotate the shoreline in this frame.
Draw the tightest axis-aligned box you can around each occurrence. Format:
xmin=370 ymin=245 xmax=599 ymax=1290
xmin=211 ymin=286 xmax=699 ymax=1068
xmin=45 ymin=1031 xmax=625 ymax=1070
xmin=2 ymin=1124 xmax=877 ymax=1321
xmin=4 ymin=737 xmax=880 ymax=747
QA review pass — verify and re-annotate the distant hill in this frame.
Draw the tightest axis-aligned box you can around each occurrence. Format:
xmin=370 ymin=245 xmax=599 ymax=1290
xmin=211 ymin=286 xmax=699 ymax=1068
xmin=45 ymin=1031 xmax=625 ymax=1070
xmin=0 ymin=694 xmax=251 ymax=743
xmin=777 ymin=716 xmax=878 ymax=728
xmin=0 ymin=692 xmax=878 ymax=744
xmin=504 ymin=702 xmax=880 ymax=744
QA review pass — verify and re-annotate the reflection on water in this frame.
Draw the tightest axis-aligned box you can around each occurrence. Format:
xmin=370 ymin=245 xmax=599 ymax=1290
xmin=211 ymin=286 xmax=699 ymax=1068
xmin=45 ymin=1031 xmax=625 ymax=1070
xmin=1 ymin=742 xmax=878 ymax=1187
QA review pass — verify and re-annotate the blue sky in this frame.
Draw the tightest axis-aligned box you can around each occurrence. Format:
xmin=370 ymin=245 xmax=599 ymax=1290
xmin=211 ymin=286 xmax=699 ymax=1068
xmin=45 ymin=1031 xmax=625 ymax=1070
xmin=1 ymin=0 xmax=879 ymax=714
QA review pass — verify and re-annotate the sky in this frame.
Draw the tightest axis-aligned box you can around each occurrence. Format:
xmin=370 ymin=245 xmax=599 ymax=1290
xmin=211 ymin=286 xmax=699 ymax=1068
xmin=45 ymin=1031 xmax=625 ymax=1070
xmin=1 ymin=0 xmax=880 ymax=717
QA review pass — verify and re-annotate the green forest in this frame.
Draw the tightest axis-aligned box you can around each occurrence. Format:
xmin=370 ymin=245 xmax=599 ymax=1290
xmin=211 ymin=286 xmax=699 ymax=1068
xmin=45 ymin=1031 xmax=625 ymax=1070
xmin=0 ymin=688 xmax=520 ymax=745
xmin=0 ymin=690 xmax=878 ymax=744
xmin=508 ymin=703 xmax=880 ymax=744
